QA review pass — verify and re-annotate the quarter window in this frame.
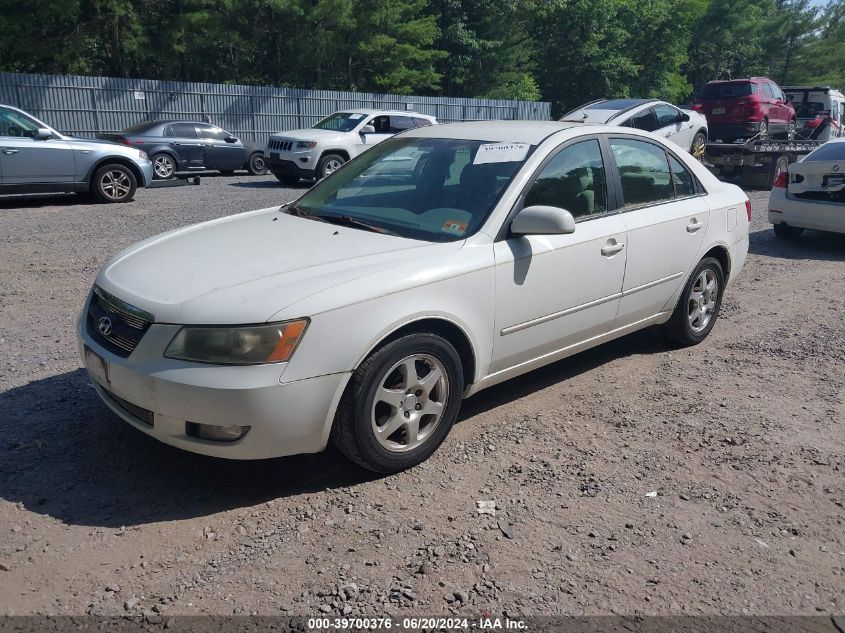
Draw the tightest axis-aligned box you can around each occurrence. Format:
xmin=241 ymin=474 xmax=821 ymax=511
xmin=523 ymin=139 xmax=608 ymax=219
xmin=610 ymin=138 xmax=674 ymax=206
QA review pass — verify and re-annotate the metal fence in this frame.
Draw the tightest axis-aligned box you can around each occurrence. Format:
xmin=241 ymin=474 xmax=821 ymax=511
xmin=0 ymin=72 xmax=551 ymax=142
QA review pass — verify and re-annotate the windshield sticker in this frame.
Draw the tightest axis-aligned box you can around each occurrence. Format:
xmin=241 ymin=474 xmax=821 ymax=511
xmin=473 ymin=142 xmax=530 ymax=164
xmin=349 ymin=113 xmax=365 ymax=120
xmin=442 ymin=220 xmax=468 ymax=235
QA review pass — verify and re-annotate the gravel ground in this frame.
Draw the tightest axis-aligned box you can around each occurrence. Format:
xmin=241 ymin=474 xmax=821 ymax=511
xmin=0 ymin=174 xmax=843 ymax=618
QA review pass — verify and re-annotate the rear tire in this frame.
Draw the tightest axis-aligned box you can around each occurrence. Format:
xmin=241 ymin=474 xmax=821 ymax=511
xmin=151 ymin=153 xmax=176 ymax=180
xmin=317 ymin=153 xmax=346 ymax=180
xmin=247 ymin=152 xmax=267 ymax=175
xmin=663 ymin=257 xmax=724 ymax=346
xmin=773 ymin=223 xmax=803 ymax=239
xmin=331 ymin=333 xmax=464 ymax=473
xmin=91 ymin=163 xmax=137 ymax=203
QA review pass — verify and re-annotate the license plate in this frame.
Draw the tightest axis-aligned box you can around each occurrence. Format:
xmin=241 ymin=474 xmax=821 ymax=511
xmin=712 ymin=107 xmax=725 ymax=115
xmin=84 ymin=346 xmax=109 ymax=388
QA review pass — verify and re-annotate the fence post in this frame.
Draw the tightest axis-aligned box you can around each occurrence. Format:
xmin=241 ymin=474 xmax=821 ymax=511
xmin=91 ymin=90 xmax=100 ymax=135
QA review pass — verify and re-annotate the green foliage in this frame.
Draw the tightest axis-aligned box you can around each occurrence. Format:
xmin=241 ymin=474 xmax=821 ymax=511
xmin=0 ymin=0 xmax=841 ymax=106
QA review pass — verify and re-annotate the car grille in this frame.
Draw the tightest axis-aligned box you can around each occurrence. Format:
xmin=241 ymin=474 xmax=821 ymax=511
xmin=86 ymin=286 xmax=154 ymax=358
xmin=268 ymin=139 xmax=293 ymax=152
xmin=101 ymin=389 xmax=154 ymax=427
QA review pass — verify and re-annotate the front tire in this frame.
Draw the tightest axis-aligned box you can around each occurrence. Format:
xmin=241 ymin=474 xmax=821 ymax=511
xmin=331 ymin=333 xmax=464 ymax=473
xmin=663 ymin=257 xmax=724 ymax=346
xmin=690 ymin=131 xmax=707 ymax=161
xmin=247 ymin=152 xmax=267 ymax=175
xmin=92 ymin=163 xmax=137 ymax=203
xmin=151 ymin=153 xmax=176 ymax=180
xmin=317 ymin=153 xmax=346 ymax=180
xmin=773 ymin=223 xmax=803 ymax=239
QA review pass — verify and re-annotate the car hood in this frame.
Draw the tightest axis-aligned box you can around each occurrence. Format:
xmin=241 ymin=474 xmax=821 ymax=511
xmin=268 ymin=128 xmax=354 ymax=143
xmin=96 ymin=207 xmax=461 ymax=324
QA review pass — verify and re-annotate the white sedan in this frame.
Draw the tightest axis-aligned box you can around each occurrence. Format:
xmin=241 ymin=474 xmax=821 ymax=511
xmin=78 ymin=121 xmax=749 ymax=473
xmin=769 ymin=138 xmax=845 ymax=238
xmin=562 ymin=98 xmax=709 ymax=160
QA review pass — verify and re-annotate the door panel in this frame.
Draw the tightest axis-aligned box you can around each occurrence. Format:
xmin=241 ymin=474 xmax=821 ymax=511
xmin=491 ymin=138 xmax=626 ymax=373
xmin=654 ymin=104 xmax=693 ymax=150
xmin=166 ymin=122 xmax=205 ymax=168
xmin=609 ymin=138 xmax=710 ymax=323
xmin=196 ymin=124 xmax=244 ymax=170
xmin=0 ymin=107 xmax=75 ymax=183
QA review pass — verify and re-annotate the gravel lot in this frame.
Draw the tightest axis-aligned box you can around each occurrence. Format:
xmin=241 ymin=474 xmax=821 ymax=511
xmin=0 ymin=174 xmax=843 ymax=618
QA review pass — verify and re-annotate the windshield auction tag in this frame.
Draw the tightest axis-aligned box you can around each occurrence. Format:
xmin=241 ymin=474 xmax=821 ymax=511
xmin=474 ymin=142 xmax=530 ymax=164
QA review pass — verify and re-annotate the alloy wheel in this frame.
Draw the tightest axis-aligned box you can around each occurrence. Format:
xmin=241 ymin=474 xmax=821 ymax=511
xmin=154 ymin=155 xmax=175 ymax=178
xmin=692 ymin=135 xmax=706 ymax=161
xmin=370 ymin=354 xmax=449 ymax=453
xmin=100 ymin=170 xmax=132 ymax=201
xmin=324 ymin=159 xmax=342 ymax=176
xmin=688 ymin=269 xmax=719 ymax=333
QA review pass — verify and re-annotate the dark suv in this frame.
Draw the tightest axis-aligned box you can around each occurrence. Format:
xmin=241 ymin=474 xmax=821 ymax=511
xmin=694 ymin=77 xmax=797 ymax=141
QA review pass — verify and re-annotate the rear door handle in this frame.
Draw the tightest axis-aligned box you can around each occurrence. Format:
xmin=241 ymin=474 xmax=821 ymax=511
xmin=1 ymin=148 xmax=19 ymax=155
xmin=686 ymin=218 xmax=703 ymax=233
xmin=601 ymin=240 xmax=625 ymax=256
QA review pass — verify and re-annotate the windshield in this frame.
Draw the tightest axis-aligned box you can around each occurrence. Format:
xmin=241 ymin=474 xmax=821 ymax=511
xmin=289 ymin=137 xmax=531 ymax=241
xmin=700 ymin=82 xmax=754 ymax=100
xmin=804 ymin=142 xmax=845 ymax=162
xmin=312 ymin=112 xmax=368 ymax=132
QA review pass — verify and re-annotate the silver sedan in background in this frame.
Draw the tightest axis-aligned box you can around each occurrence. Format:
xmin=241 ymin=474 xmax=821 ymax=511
xmin=0 ymin=104 xmax=152 ymax=203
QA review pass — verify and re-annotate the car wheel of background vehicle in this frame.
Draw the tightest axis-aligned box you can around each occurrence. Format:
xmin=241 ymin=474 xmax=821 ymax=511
xmin=785 ymin=119 xmax=797 ymax=140
xmin=92 ymin=163 xmax=137 ymax=203
xmin=151 ymin=153 xmax=176 ymax=179
xmin=773 ymin=223 xmax=803 ymax=239
xmin=758 ymin=118 xmax=769 ymax=138
xmin=317 ymin=154 xmax=345 ymax=179
xmin=331 ymin=333 xmax=464 ymax=473
xmin=247 ymin=152 xmax=267 ymax=175
xmin=662 ymin=257 xmax=724 ymax=346
xmin=690 ymin=132 xmax=707 ymax=161
xmin=273 ymin=172 xmax=300 ymax=186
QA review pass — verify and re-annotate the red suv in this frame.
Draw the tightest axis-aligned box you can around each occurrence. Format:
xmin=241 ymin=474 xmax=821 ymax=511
xmin=693 ymin=77 xmax=797 ymax=141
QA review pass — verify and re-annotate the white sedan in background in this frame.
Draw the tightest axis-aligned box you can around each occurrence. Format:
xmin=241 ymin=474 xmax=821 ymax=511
xmin=562 ymin=98 xmax=709 ymax=160
xmin=79 ymin=120 xmax=749 ymax=473
xmin=769 ymin=138 xmax=845 ymax=237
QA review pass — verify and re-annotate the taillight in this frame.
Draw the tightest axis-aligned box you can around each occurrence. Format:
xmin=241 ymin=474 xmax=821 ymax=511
xmin=773 ymin=172 xmax=788 ymax=189
xmin=692 ymin=103 xmax=703 ymax=112
xmin=745 ymin=199 xmax=752 ymax=222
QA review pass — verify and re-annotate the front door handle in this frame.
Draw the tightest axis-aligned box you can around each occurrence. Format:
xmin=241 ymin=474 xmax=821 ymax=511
xmin=601 ymin=240 xmax=625 ymax=256
xmin=686 ymin=218 xmax=703 ymax=233
xmin=1 ymin=148 xmax=19 ymax=155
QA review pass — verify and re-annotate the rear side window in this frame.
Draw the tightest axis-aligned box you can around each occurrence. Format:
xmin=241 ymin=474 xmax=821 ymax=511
xmin=389 ymin=116 xmax=416 ymax=133
xmin=700 ymin=82 xmax=755 ymax=100
xmin=523 ymin=139 xmax=608 ymax=219
xmin=622 ymin=109 xmax=659 ymax=132
xmin=169 ymin=123 xmax=198 ymax=138
xmin=413 ymin=117 xmax=433 ymax=127
xmin=610 ymin=138 xmax=674 ymax=206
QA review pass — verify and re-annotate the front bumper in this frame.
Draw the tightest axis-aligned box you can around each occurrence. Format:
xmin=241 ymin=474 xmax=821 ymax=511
xmin=139 ymin=160 xmax=154 ymax=187
xmin=768 ymin=188 xmax=845 ymax=234
xmin=265 ymin=155 xmax=316 ymax=180
xmin=76 ymin=306 xmax=350 ymax=460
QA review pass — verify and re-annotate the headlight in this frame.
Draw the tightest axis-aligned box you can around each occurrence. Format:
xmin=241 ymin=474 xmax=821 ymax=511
xmin=138 ymin=150 xmax=149 ymax=160
xmin=164 ymin=319 xmax=308 ymax=365
xmin=296 ymin=141 xmax=317 ymax=149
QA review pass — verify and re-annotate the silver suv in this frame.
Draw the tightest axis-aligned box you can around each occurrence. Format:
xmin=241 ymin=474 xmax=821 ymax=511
xmin=0 ymin=105 xmax=153 ymax=203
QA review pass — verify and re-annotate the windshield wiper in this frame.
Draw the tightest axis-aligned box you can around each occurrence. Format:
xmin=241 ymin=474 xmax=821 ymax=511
xmin=311 ymin=213 xmax=395 ymax=235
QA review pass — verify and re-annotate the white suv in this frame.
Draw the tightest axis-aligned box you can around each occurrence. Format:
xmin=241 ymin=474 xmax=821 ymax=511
xmin=265 ymin=109 xmax=437 ymax=183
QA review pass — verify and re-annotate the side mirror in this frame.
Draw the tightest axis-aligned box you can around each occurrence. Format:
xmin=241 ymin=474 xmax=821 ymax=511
xmin=510 ymin=205 xmax=576 ymax=236
xmin=360 ymin=124 xmax=375 ymax=135
xmin=224 ymin=135 xmax=238 ymax=143
xmin=34 ymin=128 xmax=53 ymax=140
xmin=679 ymin=112 xmax=690 ymax=122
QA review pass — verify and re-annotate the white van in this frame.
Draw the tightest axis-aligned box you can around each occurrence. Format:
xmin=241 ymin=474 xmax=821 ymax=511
xmin=783 ymin=86 xmax=845 ymax=141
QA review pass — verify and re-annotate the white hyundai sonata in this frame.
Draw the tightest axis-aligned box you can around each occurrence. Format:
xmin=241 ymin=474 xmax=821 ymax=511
xmin=78 ymin=121 xmax=749 ymax=473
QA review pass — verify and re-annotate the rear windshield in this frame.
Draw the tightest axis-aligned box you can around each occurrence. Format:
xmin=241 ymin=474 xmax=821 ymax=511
xmin=585 ymin=99 xmax=648 ymax=110
xmin=699 ymin=82 xmax=755 ymax=100
xmin=804 ymin=142 xmax=845 ymax=162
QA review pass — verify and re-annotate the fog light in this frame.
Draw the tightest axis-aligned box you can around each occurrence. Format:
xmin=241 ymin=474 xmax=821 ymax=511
xmin=186 ymin=422 xmax=250 ymax=442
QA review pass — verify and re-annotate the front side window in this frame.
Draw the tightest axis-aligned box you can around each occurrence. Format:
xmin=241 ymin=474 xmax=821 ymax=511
xmin=312 ymin=112 xmax=367 ymax=132
xmin=654 ymin=104 xmax=680 ymax=128
xmin=623 ymin=109 xmax=659 ymax=132
xmin=523 ymin=139 xmax=608 ymax=219
xmin=610 ymin=138 xmax=674 ymax=206
xmin=196 ymin=124 xmax=230 ymax=141
xmin=0 ymin=107 xmax=41 ymax=138
xmin=290 ymin=137 xmax=529 ymax=242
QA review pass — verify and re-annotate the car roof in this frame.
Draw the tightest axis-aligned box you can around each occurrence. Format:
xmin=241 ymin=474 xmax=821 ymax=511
xmin=561 ymin=98 xmax=662 ymax=124
xmin=334 ymin=109 xmax=435 ymax=118
xmin=401 ymin=120 xmax=587 ymax=144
